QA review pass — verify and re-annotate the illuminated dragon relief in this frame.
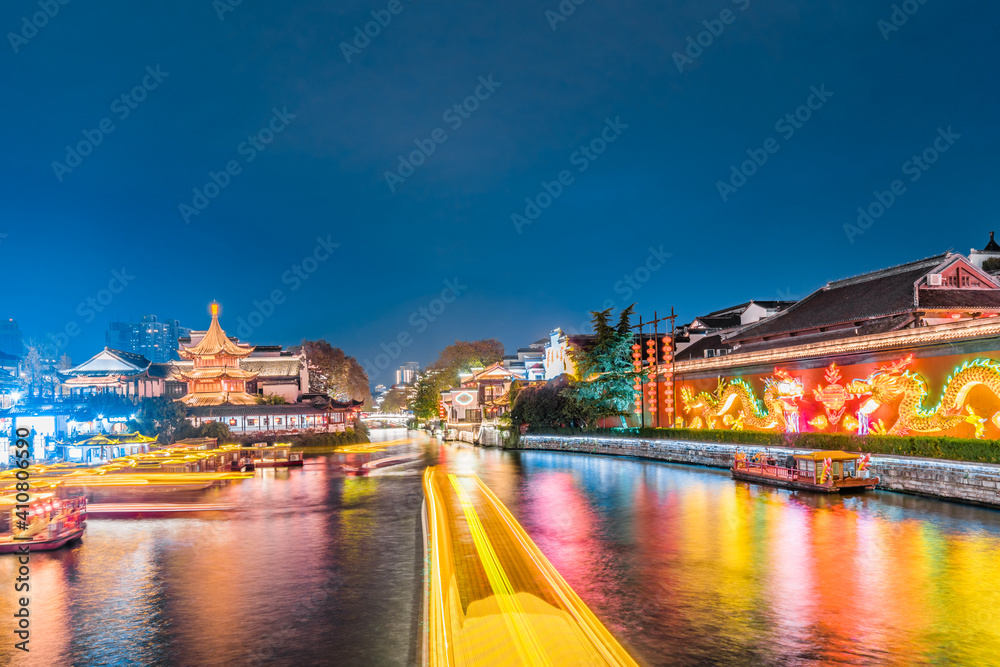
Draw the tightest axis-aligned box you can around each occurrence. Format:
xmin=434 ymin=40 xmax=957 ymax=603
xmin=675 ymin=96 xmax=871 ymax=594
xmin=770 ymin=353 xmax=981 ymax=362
xmin=680 ymin=370 xmax=804 ymax=431
xmin=848 ymin=355 xmax=1000 ymax=436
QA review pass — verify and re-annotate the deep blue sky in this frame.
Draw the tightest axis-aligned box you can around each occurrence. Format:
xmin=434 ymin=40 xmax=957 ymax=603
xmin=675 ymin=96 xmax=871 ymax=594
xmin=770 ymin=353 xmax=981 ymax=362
xmin=2 ymin=0 xmax=997 ymax=383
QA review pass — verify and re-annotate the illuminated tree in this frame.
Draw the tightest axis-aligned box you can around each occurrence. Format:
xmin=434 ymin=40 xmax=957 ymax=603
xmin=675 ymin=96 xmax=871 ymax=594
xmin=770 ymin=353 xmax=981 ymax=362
xmin=294 ymin=339 xmax=371 ymax=406
xmin=569 ymin=305 xmax=639 ymax=420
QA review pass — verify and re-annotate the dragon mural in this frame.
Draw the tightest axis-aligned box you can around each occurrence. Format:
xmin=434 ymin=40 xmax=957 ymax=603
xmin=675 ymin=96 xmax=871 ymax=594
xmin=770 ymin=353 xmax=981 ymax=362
xmin=680 ymin=369 xmax=804 ymax=431
xmin=848 ymin=355 xmax=1000 ymax=436
xmin=680 ymin=355 xmax=1000 ymax=438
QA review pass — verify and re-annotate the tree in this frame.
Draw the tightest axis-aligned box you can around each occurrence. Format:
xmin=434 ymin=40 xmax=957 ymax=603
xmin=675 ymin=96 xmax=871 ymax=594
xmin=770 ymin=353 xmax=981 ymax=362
xmin=294 ymin=340 xmax=372 ymax=406
xmin=429 ymin=339 xmax=504 ymax=387
xmin=58 ymin=354 xmax=73 ymax=370
xmin=256 ymin=393 xmax=288 ymax=405
xmin=379 ymin=386 xmax=408 ymax=413
xmin=408 ymin=339 xmax=505 ymax=421
xmin=20 ymin=345 xmax=43 ymax=399
xmin=568 ymin=305 xmax=639 ymax=422
xmin=984 ymin=257 xmax=1000 ymax=273
xmin=129 ymin=396 xmax=189 ymax=440
xmin=412 ymin=371 xmax=443 ymax=420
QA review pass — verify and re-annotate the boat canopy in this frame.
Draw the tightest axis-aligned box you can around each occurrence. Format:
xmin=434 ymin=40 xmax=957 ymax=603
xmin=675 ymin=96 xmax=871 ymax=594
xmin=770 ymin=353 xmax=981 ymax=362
xmin=793 ymin=450 xmax=862 ymax=461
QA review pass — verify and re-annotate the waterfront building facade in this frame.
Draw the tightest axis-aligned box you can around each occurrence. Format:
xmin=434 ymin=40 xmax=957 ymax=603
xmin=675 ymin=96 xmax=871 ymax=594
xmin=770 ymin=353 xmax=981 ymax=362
xmin=661 ymin=251 xmax=1000 ymax=438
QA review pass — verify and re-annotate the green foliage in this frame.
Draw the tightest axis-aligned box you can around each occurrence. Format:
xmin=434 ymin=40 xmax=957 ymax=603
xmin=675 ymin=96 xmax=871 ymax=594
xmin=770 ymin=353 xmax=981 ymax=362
xmin=526 ymin=426 xmax=1000 ymax=464
xmin=511 ymin=383 xmax=571 ymax=429
xmin=412 ymin=373 xmax=443 ymax=420
xmin=128 ymin=396 xmax=189 ymax=440
xmin=174 ymin=420 xmax=232 ymax=441
xmin=379 ymin=386 xmax=408 ymax=413
xmin=255 ymin=393 xmax=288 ymax=405
xmin=567 ymin=305 xmax=639 ymax=422
xmin=231 ymin=428 xmax=370 ymax=448
xmin=983 ymin=257 xmax=1000 ymax=273
xmin=429 ymin=339 xmax=504 ymax=388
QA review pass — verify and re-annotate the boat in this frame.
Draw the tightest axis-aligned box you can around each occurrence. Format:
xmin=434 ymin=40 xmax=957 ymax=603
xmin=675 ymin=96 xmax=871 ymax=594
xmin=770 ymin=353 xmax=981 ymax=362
xmin=0 ymin=492 xmax=87 ymax=554
xmin=238 ymin=443 xmax=303 ymax=468
xmin=732 ymin=450 xmax=879 ymax=493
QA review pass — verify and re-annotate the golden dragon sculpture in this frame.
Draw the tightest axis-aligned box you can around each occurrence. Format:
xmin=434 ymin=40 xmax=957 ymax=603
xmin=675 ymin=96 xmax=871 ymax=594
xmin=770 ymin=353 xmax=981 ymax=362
xmin=680 ymin=370 xmax=803 ymax=431
xmin=849 ymin=355 xmax=1000 ymax=436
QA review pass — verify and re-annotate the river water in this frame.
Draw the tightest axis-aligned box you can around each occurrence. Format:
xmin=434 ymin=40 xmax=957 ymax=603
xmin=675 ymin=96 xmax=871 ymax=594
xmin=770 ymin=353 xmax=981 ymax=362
xmin=2 ymin=430 xmax=999 ymax=666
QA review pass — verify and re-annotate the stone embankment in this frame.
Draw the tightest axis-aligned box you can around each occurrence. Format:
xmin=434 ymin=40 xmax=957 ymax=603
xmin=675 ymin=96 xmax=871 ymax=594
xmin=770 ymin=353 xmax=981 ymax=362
xmin=520 ymin=434 xmax=1000 ymax=509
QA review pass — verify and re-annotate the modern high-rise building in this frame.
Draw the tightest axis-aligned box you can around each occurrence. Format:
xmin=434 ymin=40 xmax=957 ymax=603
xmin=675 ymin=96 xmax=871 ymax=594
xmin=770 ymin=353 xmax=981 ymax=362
xmin=0 ymin=319 xmax=22 ymax=358
xmin=106 ymin=315 xmax=192 ymax=363
xmin=395 ymin=361 xmax=420 ymax=385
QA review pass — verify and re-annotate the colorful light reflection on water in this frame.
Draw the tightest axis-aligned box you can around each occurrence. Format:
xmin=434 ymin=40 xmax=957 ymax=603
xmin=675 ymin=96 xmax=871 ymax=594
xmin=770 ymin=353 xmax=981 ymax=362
xmin=486 ymin=450 xmax=1000 ymax=666
xmin=1 ymin=434 xmax=999 ymax=666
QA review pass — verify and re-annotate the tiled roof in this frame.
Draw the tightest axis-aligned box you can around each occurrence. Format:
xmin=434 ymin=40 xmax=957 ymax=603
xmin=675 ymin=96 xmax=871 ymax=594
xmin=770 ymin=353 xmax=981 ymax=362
xmin=692 ymin=315 xmax=742 ymax=330
xmin=241 ymin=359 xmax=301 ymax=377
xmin=917 ymin=289 xmax=1000 ymax=309
xmin=187 ymin=402 xmax=357 ymax=417
xmin=675 ymin=334 xmax=730 ymax=361
xmin=729 ymin=253 xmax=950 ymax=341
xmin=731 ymin=314 xmax=913 ymax=355
xmin=106 ymin=348 xmax=151 ymax=368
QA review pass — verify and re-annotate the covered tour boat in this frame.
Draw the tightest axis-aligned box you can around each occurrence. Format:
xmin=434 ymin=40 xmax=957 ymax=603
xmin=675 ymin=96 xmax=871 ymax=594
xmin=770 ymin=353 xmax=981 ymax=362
xmin=237 ymin=443 xmax=304 ymax=468
xmin=0 ymin=492 xmax=87 ymax=554
xmin=732 ymin=450 xmax=879 ymax=493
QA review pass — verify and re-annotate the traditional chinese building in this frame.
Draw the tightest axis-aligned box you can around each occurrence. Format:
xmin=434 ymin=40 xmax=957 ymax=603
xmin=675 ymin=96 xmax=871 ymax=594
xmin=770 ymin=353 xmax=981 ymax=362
xmin=172 ymin=304 xmax=258 ymax=406
xmin=664 ymin=249 xmax=1000 ymax=439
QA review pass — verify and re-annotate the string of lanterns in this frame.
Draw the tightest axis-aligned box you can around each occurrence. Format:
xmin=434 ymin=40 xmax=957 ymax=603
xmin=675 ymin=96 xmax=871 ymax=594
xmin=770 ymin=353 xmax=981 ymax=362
xmin=632 ymin=342 xmax=642 ymax=414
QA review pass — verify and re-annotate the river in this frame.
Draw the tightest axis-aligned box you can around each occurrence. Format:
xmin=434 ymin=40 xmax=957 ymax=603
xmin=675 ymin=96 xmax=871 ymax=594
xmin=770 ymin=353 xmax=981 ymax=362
xmin=2 ymin=430 xmax=999 ymax=665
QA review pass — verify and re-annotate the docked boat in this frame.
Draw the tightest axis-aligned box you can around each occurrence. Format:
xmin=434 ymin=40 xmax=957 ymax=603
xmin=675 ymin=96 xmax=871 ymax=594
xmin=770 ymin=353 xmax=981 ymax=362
xmin=732 ymin=450 xmax=879 ymax=493
xmin=237 ymin=443 xmax=303 ymax=468
xmin=0 ymin=492 xmax=87 ymax=554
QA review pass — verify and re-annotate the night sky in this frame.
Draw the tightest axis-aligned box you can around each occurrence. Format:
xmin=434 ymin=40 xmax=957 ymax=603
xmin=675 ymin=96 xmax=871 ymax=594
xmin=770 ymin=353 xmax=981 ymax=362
xmin=2 ymin=1 xmax=998 ymax=383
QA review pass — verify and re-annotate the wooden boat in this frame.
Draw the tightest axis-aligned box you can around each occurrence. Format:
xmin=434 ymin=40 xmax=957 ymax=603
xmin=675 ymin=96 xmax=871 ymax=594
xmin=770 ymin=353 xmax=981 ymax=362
xmin=732 ymin=450 xmax=879 ymax=493
xmin=0 ymin=493 xmax=87 ymax=554
xmin=239 ymin=443 xmax=303 ymax=468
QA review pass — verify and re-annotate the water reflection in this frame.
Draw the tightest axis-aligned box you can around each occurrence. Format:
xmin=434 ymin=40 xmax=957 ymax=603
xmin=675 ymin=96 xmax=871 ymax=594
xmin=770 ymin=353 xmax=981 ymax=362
xmin=2 ymin=435 xmax=998 ymax=666
xmin=498 ymin=451 xmax=1000 ymax=666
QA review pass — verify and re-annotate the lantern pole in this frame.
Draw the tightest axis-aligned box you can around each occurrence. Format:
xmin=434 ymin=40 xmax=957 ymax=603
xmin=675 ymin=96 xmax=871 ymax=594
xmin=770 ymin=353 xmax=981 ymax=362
xmin=653 ymin=311 xmax=659 ymax=429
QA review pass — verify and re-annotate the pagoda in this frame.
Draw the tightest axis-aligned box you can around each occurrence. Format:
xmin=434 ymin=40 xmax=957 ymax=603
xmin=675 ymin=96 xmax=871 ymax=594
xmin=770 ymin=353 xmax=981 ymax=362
xmin=172 ymin=304 xmax=258 ymax=406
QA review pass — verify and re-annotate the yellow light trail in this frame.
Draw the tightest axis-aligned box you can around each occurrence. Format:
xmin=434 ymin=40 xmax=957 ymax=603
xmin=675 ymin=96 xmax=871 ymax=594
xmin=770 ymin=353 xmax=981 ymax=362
xmin=423 ymin=466 xmax=638 ymax=667
xmin=447 ymin=474 xmax=551 ymax=667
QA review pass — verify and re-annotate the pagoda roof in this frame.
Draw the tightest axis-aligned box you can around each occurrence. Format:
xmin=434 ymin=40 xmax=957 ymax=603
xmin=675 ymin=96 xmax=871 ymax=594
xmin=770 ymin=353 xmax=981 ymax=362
xmin=179 ymin=309 xmax=254 ymax=358
xmin=171 ymin=367 xmax=258 ymax=381
xmin=176 ymin=391 xmax=259 ymax=406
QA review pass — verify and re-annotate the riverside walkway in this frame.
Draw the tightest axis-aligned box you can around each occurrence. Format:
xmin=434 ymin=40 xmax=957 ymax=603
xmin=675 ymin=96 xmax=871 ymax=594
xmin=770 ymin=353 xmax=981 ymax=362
xmin=422 ymin=466 xmax=637 ymax=666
